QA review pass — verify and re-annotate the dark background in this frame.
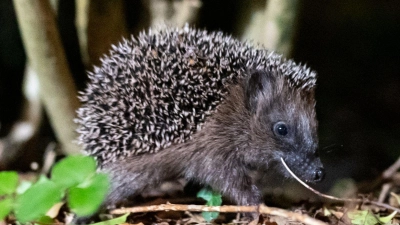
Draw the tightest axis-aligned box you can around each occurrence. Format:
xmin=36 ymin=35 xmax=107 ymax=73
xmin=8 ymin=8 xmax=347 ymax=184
xmin=0 ymin=0 xmax=399 ymax=190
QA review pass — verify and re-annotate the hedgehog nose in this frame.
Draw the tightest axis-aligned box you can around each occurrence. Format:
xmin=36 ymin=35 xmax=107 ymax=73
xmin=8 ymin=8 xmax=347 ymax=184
xmin=313 ymin=167 xmax=325 ymax=182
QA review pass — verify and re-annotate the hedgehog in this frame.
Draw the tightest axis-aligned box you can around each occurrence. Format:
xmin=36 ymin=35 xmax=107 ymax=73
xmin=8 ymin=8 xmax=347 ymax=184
xmin=76 ymin=25 xmax=325 ymax=208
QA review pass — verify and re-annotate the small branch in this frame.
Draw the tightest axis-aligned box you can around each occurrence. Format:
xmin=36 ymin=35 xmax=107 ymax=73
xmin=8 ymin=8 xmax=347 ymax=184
xmin=374 ymin=158 xmax=400 ymax=205
xmin=280 ymin=158 xmax=400 ymax=213
xmin=358 ymin=156 xmax=400 ymax=193
xmin=111 ymin=203 xmax=327 ymax=225
xmin=378 ymin=183 xmax=392 ymax=204
xmin=383 ymin=157 xmax=400 ymax=179
xmin=41 ymin=142 xmax=57 ymax=174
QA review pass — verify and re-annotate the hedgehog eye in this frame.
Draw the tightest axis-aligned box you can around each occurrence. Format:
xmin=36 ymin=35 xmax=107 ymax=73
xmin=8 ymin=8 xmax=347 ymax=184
xmin=273 ymin=122 xmax=288 ymax=136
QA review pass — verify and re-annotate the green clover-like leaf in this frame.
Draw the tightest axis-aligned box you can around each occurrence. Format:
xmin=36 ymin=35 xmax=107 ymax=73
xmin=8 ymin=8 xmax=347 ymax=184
xmin=379 ymin=211 xmax=397 ymax=224
xmin=347 ymin=210 xmax=379 ymax=225
xmin=51 ymin=155 xmax=97 ymax=189
xmin=68 ymin=173 xmax=110 ymax=217
xmin=197 ymin=187 xmax=222 ymax=222
xmin=90 ymin=213 xmax=129 ymax=225
xmin=0 ymin=197 xmax=13 ymax=221
xmin=14 ymin=179 xmax=63 ymax=223
xmin=0 ymin=171 xmax=18 ymax=196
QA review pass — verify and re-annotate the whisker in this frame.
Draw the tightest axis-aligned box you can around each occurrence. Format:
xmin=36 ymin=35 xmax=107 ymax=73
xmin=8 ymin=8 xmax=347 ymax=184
xmin=321 ymin=143 xmax=343 ymax=153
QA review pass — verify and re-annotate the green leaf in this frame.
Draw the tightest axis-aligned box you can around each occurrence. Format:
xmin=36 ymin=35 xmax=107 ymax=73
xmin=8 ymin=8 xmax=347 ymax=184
xmin=14 ymin=179 xmax=63 ymax=223
xmin=51 ymin=155 xmax=97 ymax=189
xmin=201 ymin=211 xmax=220 ymax=223
xmin=197 ymin=187 xmax=222 ymax=207
xmin=0 ymin=197 xmax=13 ymax=221
xmin=197 ymin=187 xmax=222 ymax=222
xmin=37 ymin=175 xmax=50 ymax=183
xmin=197 ymin=187 xmax=212 ymax=201
xmin=0 ymin=171 xmax=18 ymax=195
xmin=197 ymin=187 xmax=222 ymax=205
xmin=90 ymin=213 xmax=129 ymax=225
xmin=16 ymin=181 xmax=32 ymax=194
xmin=207 ymin=193 xmax=222 ymax=207
xmin=323 ymin=207 xmax=332 ymax=216
xmin=68 ymin=173 xmax=110 ymax=217
xmin=378 ymin=211 xmax=397 ymax=224
xmin=347 ymin=210 xmax=379 ymax=225
xmin=34 ymin=215 xmax=54 ymax=225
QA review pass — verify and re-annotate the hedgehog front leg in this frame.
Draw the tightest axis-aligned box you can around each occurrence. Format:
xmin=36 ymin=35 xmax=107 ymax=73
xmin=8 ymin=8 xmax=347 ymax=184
xmin=184 ymin=153 xmax=262 ymax=206
xmin=203 ymin=163 xmax=263 ymax=222
xmin=209 ymin=169 xmax=262 ymax=206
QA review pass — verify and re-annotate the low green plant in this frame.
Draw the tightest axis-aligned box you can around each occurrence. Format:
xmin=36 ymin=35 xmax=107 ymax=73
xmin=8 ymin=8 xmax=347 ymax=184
xmin=197 ymin=187 xmax=222 ymax=222
xmin=0 ymin=155 xmax=111 ymax=223
xmin=347 ymin=210 xmax=397 ymax=225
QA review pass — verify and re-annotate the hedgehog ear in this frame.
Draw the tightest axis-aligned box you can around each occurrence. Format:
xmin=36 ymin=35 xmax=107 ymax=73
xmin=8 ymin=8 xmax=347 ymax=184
xmin=244 ymin=70 xmax=270 ymax=113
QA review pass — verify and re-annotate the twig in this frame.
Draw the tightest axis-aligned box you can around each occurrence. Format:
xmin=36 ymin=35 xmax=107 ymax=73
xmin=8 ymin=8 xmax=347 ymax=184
xmin=383 ymin=157 xmax=400 ymax=179
xmin=41 ymin=142 xmax=57 ymax=175
xmin=358 ymin=156 xmax=400 ymax=193
xmin=111 ymin=203 xmax=327 ymax=225
xmin=280 ymin=158 xmax=400 ymax=213
xmin=376 ymin=156 xmax=400 ymax=206
xmin=378 ymin=183 xmax=392 ymax=204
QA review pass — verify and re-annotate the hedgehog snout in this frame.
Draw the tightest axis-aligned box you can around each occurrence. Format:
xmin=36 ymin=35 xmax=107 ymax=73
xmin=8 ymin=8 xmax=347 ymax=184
xmin=313 ymin=167 xmax=325 ymax=182
xmin=283 ymin=152 xmax=325 ymax=183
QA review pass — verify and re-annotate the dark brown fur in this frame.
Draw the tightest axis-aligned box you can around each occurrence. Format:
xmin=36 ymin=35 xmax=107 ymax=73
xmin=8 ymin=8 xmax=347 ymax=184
xmin=102 ymin=70 xmax=324 ymax=207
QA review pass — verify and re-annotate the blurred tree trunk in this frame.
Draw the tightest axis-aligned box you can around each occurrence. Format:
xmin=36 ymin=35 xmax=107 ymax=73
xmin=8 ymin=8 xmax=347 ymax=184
xmin=238 ymin=0 xmax=300 ymax=57
xmin=237 ymin=0 xmax=266 ymax=43
xmin=75 ymin=0 xmax=90 ymax=67
xmin=0 ymin=64 xmax=42 ymax=168
xmin=263 ymin=0 xmax=300 ymax=57
xmin=86 ymin=0 xmax=127 ymax=66
xmin=13 ymin=0 xmax=80 ymax=155
xmin=147 ymin=0 xmax=202 ymax=27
